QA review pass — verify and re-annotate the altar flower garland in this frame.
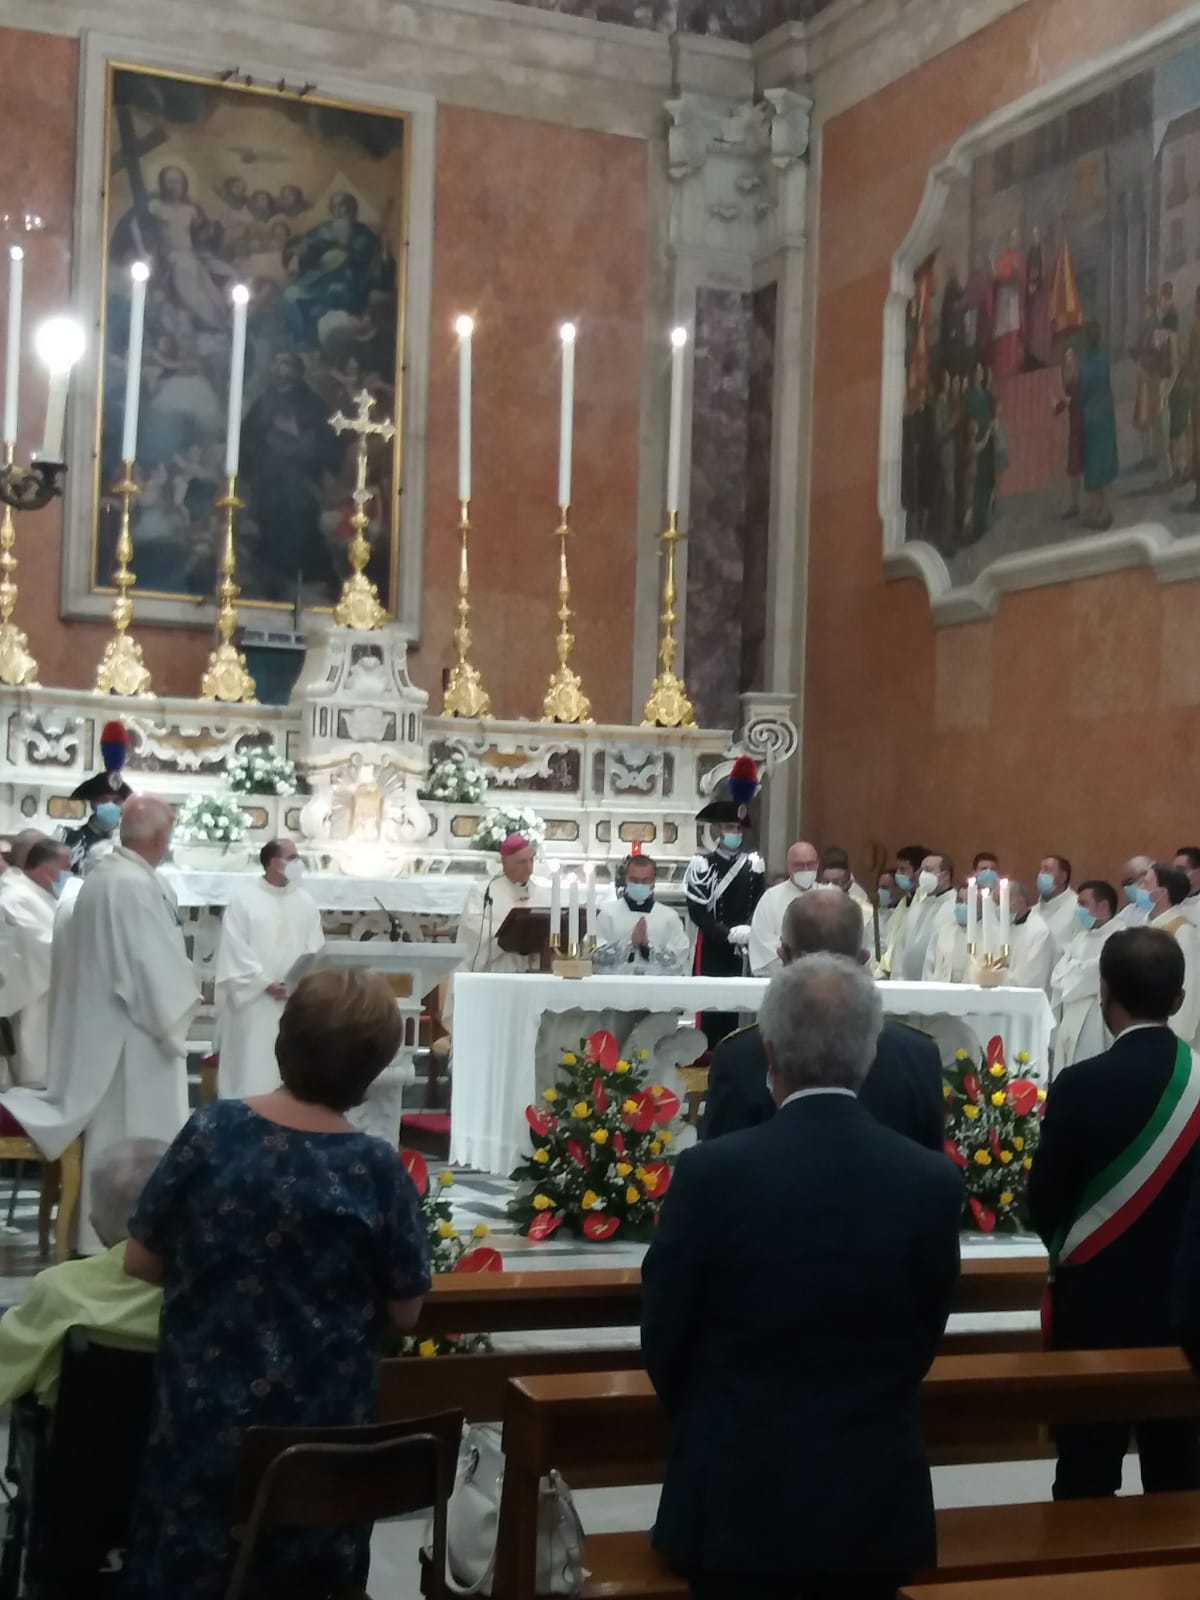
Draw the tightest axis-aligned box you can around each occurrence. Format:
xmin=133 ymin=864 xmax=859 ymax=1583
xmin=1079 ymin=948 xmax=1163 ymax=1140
xmin=226 ymin=742 xmax=298 ymax=797
xmin=472 ymin=804 xmax=547 ymax=852
xmin=942 ymin=1036 xmax=1044 ymax=1234
xmin=387 ymin=1150 xmax=502 ymax=1358
xmin=419 ymin=749 xmax=491 ymax=805
xmin=508 ymin=1030 xmax=679 ymax=1242
xmin=173 ymin=792 xmax=251 ymax=845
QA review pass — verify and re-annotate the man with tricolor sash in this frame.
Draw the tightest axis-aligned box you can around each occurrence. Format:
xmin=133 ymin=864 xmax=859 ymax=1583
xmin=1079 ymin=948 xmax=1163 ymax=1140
xmin=1030 ymin=927 xmax=1200 ymax=1500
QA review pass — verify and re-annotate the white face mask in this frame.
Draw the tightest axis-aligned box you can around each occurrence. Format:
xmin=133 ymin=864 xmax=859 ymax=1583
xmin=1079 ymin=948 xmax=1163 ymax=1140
xmin=792 ymin=869 xmax=817 ymax=891
xmin=918 ymin=870 xmax=940 ymax=896
xmin=283 ymin=857 xmax=305 ymax=885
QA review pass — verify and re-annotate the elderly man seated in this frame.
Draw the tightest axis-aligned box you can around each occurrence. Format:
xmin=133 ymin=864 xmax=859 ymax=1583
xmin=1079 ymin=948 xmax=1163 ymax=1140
xmin=0 ymin=1139 xmax=165 ymax=1409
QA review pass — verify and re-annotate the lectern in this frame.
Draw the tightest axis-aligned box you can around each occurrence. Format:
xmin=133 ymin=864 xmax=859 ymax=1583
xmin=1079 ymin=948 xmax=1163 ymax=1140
xmin=289 ymin=940 xmax=466 ymax=1145
xmin=497 ymin=908 xmax=592 ymax=972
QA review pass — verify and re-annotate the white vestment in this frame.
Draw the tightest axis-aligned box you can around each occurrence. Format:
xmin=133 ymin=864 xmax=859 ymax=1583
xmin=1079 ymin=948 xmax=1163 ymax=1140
xmin=1183 ymin=892 xmax=1200 ymax=928
xmin=1050 ymin=922 xmax=1117 ymax=1076
xmin=893 ymin=890 xmax=956 ymax=982
xmin=1113 ymin=900 xmax=1150 ymax=931
xmin=748 ymin=881 xmax=800 ymax=977
xmin=459 ymin=875 xmax=540 ymax=976
xmin=1030 ymin=888 xmax=1078 ymax=957
xmin=1152 ymin=907 xmax=1200 ymax=1048
xmin=214 ymin=877 xmax=325 ymax=1099
xmin=2 ymin=847 xmax=200 ymax=1254
xmin=0 ymin=873 xmax=59 ymax=1087
xmin=1005 ymin=916 xmax=1056 ymax=994
xmin=594 ymin=898 xmax=691 ymax=975
xmin=923 ymin=917 xmax=968 ymax=983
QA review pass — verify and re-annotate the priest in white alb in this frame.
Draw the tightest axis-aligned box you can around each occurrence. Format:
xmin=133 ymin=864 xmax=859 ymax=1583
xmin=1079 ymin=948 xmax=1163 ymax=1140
xmin=1003 ymin=881 xmax=1058 ymax=994
xmin=1143 ymin=861 xmax=1200 ymax=1047
xmin=2 ymin=796 xmax=200 ymax=1255
xmin=1030 ymin=854 xmax=1078 ymax=953
xmin=923 ymin=888 xmax=969 ymax=983
xmin=747 ymin=839 xmax=819 ymax=977
xmin=214 ymin=839 xmax=324 ymax=1099
xmin=0 ymin=840 xmax=70 ymax=1088
xmin=1050 ymin=880 xmax=1118 ymax=1075
xmin=594 ymin=852 xmax=690 ymax=974
xmin=458 ymin=834 xmax=542 ymax=976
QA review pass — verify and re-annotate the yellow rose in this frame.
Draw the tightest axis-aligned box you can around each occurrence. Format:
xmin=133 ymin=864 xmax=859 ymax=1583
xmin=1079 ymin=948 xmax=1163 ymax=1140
xmin=543 ymin=1088 xmax=558 ymax=1103
xmin=990 ymin=1091 xmax=1006 ymax=1107
xmin=634 ymin=1167 xmax=648 ymax=1183
xmin=591 ymin=1129 xmax=610 ymax=1146
xmin=1023 ymin=1156 xmax=1033 ymax=1171
xmin=963 ymin=1105 xmax=980 ymax=1121
xmin=1013 ymin=1136 xmax=1025 ymax=1152
xmin=532 ymin=1194 xmax=553 ymax=1211
xmin=532 ymin=1148 xmax=550 ymax=1165
xmin=436 ymin=1220 xmax=457 ymax=1240
xmin=999 ymin=1190 xmax=1014 ymax=1207
xmin=637 ymin=1049 xmax=649 ymax=1061
xmin=438 ymin=1170 xmax=455 ymax=1189
xmin=1037 ymin=1089 xmax=1047 ymax=1102
xmin=616 ymin=1161 xmax=633 ymax=1178
xmin=659 ymin=1131 xmax=673 ymax=1147
xmin=615 ymin=1060 xmax=631 ymax=1074
xmin=649 ymin=1140 xmax=662 ymax=1155
xmin=581 ymin=1190 xmax=599 ymax=1211
xmin=973 ymin=1150 xmax=991 ymax=1167
xmin=943 ymin=1084 xmax=952 ymax=1101
xmin=999 ymin=1150 xmax=1013 ymax=1164
xmin=417 ymin=1339 xmax=438 ymax=1359
xmin=989 ymin=1064 xmax=1007 ymax=1078
xmin=1016 ymin=1051 xmax=1030 ymax=1065
xmin=954 ymin=1048 xmax=969 ymax=1061
xmin=642 ymin=1171 xmax=660 ymax=1193
xmin=561 ymin=1052 xmax=577 ymax=1066
xmin=623 ymin=1099 xmax=640 ymax=1114
xmin=625 ymin=1186 xmax=641 ymax=1205
xmin=573 ymin=1101 xmax=590 ymax=1119
xmin=472 ymin=1223 xmax=490 ymax=1238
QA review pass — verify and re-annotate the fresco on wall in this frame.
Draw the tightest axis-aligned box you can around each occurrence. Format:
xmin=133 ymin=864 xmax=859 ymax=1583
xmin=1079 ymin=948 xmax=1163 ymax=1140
xmin=899 ymin=41 xmax=1200 ymax=591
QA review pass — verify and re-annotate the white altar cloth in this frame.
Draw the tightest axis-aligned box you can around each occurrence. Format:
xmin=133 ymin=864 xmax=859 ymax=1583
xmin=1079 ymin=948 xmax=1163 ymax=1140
xmin=449 ymin=974 xmax=1054 ymax=1176
xmin=162 ymin=869 xmax=473 ymax=915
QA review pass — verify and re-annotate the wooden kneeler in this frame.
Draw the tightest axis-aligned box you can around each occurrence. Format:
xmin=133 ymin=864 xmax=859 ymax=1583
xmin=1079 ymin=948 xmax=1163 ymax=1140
xmin=0 ymin=1105 xmax=82 ymax=1262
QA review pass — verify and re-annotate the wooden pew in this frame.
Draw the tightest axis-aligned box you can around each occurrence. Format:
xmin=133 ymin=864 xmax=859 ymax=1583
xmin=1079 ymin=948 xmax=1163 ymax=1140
xmin=489 ymin=1352 xmax=1200 ymax=1600
xmin=902 ymin=1568 xmax=1200 ymax=1599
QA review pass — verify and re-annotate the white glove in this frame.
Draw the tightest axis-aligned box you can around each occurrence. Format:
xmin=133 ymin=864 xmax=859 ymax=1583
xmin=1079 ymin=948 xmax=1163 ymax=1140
xmin=728 ymin=924 xmax=751 ymax=949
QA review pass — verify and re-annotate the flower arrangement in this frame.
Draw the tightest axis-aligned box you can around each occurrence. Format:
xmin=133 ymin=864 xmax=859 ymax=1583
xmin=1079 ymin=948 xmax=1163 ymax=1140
xmin=173 ymin=792 xmax=251 ymax=845
xmin=419 ymin=750 xmax=490 ymax=805
xmin=942 ymin=1036 xmax=1045 ymax=1233
xmin=389 ymin=1151 xmax=501 ymax=1358
xmin=471 ymin=804 xmax=547 ymax=853
xmin=226 ymin=743 xmax=298 ymax=797
xmin=509 ymin=1030 xmax=679 ymax=1243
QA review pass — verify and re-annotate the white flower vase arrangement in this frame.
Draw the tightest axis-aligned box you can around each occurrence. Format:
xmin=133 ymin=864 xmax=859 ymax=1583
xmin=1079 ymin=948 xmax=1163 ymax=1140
xmin=172 ymin=793 xmax=253 ymax=871
xmin=471 ymin=805 xmax=547 ymax=853
xmin=419 ymin=750 xmax=490 ymax=805
xmin=226 ymin=744 xmax=298 ymax=797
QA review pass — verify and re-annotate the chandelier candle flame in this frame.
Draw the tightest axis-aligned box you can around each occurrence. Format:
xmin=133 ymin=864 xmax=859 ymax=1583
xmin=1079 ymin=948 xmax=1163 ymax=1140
xmin=644 ymin=329 xmax=695 ymax=729
xmin=329 ymin=389 xmax=394 ymax=632
xmin=443 ymin=317 xmax=491 ymax=717
xmin=201 ymin=285 xmax=256 ymax=704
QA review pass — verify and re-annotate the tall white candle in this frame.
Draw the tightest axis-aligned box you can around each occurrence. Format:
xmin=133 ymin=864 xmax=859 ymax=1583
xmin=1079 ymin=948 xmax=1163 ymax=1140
xmin=456 ymin=314 xmax=473 ymax=503
xmin=4 ymin=246 xmax=23 ymax=447
xmin=224 ymin=284 xmax=250 ymax=477
xmin=585 ymin=865 xmax=596 ymax=938
xmin=966 ymin=877 xmax=978 ymax=952
xmin=121 ymin=261 xmax=150 ymax=464
xmin=558 ymin=322 xmax=576 ymax=510
xmin=567 ymin=874 xmax=580 ymax=952
xmin=550 ymin=866 xmax=562 ymax=941
xmin=981 ymin=888 xmax=993 ymax=961
xmin=34 ymin=316 xmax=85 ymax=462
xmin=666 ymin=325 xmax=688 ymax=513
xmin=999 ymin=877 xmax=1011 ymax=951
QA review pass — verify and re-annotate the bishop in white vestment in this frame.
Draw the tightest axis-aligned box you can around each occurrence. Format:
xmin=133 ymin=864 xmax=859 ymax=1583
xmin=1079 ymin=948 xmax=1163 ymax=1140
xmin=1050 ymin=884 xmax=1119 ymax=1076
xmin=458 ymin=834 xmax=542 ymax=976
xmin=214 ymin=842 xmax=325 ymax=1099
xmin=747 ymin=841 xmax=819 ymax=977
xmin=0 ymin=842 xmax=70 ymax=1088
xmin=594 ymin=855 xmax=690 ymax=975
xmin=2 ymin=799 xmax=200 ymax=1255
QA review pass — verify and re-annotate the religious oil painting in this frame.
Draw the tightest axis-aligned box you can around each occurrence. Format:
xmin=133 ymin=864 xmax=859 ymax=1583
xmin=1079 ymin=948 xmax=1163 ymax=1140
xmin=887 ymin=23 xmax=1200 ymax=617
xmin=93 ymin=66 xmax=408 ymax=614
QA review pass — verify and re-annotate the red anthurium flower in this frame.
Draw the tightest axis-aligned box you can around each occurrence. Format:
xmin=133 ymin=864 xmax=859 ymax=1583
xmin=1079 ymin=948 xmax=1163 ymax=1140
xmin=989 ymin=1128 xmax=1003 ymax=1161
xmin=452 ymin=1247 xmax=504 ymax=1274
xmin=586 ymin=1031 xmax=620 ymax=1072
xmin=986 ymin=1036 xmax=1006 ymax=1071
xmin=525 ymin=1106 xmax=557 ymax=1139
xmin=400 ymin=1149 xmax=429 ymax=1198
xmin=962 ymin=1073 xmax=980 ymax=1106
xmin=621 ymin=1092 xmax=657 ymax=1134
xmin=649 ymin=1087 xmax=680 ymax=1125
xmin=943 ymin=1139 xmax=967 ymax=1170
xmin=1008 ymin=1079 xmax=1039 ymax=1118
xmin=641 ymin=1161 xmax=671 ymax=1198
xmin=583 ymin=1213 xmax=620 ymax=1241
xmin=591 ymin=1077 xmax=609 ymax=1115
xmin=565 ymin=1140 xmax=590 ymax=1169
xmin=527 ymin=1212 xmax=563 ymax=1242
xmin=613 ymin=1133 xmax=626 ymax=1157
xmin=969 ymin=1198 xmax=997 ymax=1233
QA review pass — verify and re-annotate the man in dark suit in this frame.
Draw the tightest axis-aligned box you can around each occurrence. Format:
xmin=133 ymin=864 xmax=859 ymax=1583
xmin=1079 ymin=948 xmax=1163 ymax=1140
xmin=1029 ymin=925 xmax=1200 ymax=1500
xmin=702 ymin=889 xmax=945 ymax=1152
xmin=643 ymin=953 xmax=962 ymax=1600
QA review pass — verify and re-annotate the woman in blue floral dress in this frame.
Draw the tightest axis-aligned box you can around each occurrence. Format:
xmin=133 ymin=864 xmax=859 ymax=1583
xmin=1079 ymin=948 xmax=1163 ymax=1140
xmin=122 ymin=967 xmax=431 ymax=1598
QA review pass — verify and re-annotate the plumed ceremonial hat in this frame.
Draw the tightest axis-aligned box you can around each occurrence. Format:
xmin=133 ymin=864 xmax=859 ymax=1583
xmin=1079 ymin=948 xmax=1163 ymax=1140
xmin=696 ymin=755 xmax=760 ymax=824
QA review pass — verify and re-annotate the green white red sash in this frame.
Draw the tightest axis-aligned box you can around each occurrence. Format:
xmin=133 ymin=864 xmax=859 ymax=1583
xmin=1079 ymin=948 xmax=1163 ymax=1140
xmin=1049 ymin=1038 xmax=1200 ymax=1272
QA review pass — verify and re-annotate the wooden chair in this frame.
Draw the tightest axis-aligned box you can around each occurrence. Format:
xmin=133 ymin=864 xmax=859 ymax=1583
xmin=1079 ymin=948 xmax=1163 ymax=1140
xmin=0 ymin=1110 xmax=81 ymax=1262
xmin=225 ymin=1411 xmax=463 ymax=1600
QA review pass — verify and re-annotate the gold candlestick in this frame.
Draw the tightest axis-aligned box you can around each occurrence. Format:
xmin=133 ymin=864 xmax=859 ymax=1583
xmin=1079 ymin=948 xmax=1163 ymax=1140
xmin=642 ymin=510 xmax=694 ymax=728
xmin=95 ymin=461 xmax=153 ymax=697
xmin=0 ymin=442 xmax=39 ymax=687
xmin=200 ymin=474 xmax=257 ymax=704
xmin=330 ymin=389 xmax=393 ymax=632
xmin=442 ymin=498 xmax=492 ymax=717
xmin=542 ymin=507 xmax=592 ymax=725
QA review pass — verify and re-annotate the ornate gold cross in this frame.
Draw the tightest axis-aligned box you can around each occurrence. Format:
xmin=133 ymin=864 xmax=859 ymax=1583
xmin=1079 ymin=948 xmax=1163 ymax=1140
xmin=329 ymin=389 xmax=396 ymax=631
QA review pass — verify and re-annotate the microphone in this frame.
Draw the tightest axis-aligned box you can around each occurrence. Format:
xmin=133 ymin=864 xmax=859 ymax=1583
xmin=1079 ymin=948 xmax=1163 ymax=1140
xmin=374 ymin=897 xmax=404 ymax=943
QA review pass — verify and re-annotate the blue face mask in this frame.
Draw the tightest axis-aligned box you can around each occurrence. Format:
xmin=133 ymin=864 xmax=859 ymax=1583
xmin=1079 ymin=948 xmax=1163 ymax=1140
xmin=953 ymin=902 xmax=968 ymax=928
xmin=1075 ymin=904 xmax=1097 ymax=932
xmin=1036 ymin=872 xmax=1057 ymax=899
xmin=877 ymin=887 xmax=892 ymax=909
xmin=51 ymin=870 xmax=70 ymax=900
xmin=94 ymin=802 xmax=122 ymax=831
xmin=721 ymin=833 xmax=743 ymax=853
xmin=1128 ymin=884 xmax=1154 ymax=912
xmin=975 ymin=868 xmax=999 ymax=890
xmin=624 ymin=881 xmax=653 ymax=907
xmin=894 ymin=872 xmax=914 ymax=894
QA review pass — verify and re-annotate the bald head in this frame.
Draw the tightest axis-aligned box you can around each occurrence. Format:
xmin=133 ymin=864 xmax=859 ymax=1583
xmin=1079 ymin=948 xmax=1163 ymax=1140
xmin=1123 ymin=854 xmax=1152 ymax=888
xmin=786 ymin=839 xmax=819 ymax=889
xmin=120 ymin=795 xmax=174 ymax=865
xmin=9 ymin=829 xmax=46 ymax=869
xmin=780 ymin=888 xmax=866 ymax=964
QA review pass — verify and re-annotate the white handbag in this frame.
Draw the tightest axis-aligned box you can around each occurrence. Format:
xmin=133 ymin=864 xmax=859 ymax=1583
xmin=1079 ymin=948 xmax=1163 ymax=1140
xmin=440 ymin=1422 xmax=585 ymax=1597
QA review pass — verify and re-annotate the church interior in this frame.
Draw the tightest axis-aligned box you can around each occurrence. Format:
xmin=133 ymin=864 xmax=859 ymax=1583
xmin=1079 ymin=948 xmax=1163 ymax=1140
xmin=6 ymin=0 xmax=1200 ymax=1595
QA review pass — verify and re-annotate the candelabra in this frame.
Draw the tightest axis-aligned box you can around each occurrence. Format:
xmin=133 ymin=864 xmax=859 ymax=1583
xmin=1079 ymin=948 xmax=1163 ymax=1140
xmin=200 ymin=475 xmax=257 ymax=704
xmin=542 ymin=508 xmax=592 ymax=725
xmin=0 ymin=445 xmax=48 ymax=687
xmin=967 ymin=944 xmax=1011 ymax=988
xmin=330 ymin=390 xmax=393 ymax=632
xmin=442 ymin=499 xmax=492 ymax=717
xmin=548 ymin=924 xmax=596 ymax=979
xmin=0 ymin=455 xmax=66 ymax=513
xmin=95 ymin=461 xmax=153 ymax=697
xmin=642 ymin=510 xmax=694 ymax=728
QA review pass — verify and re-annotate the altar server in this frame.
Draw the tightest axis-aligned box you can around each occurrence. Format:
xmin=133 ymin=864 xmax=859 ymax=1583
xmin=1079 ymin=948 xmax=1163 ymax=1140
xmin=214 ymin=839 xmax=325 ymax=1099
xmin=594 ymin=852 xmax=690 ymax=975
xmin=1 ymin=841 xmax=70 ymax=1088
xmin=1005 ymin=880 xmax=1058 ymax=993
xmin=1051 ymin=881 xmax=1119 ymax=1076
xmin=890 ymin=852 xmax=956 ymax=981
xmin=1143 ymin=861 xmax=1200 ymax=1047
xmin=61 ymin=721 xmax=132 ymax=874
xmin=3 ymin=796 xmax=200 ymax=1255
xmin=747 ymin=838 xmax=818 ymax=977
xmin=685 ymin=760 xmax=766 ymax=1047
xmin=459 ymin=834 xmax=541 ymax=975
xmin=1031 ymin=854 xmax=1078 ymax=952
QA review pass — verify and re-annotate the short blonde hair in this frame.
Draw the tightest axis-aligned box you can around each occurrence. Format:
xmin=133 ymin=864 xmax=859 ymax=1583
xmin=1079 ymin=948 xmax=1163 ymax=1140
xmin=276 ymin=968 xmax=402 ymax=1111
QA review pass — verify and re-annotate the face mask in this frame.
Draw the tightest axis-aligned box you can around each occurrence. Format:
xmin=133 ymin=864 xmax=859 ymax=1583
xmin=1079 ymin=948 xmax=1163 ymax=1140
xmin=1075 ymin=904 xmax=1097 ymax=932
xmin=283 ymin=857 xmax=306 ymax=885
xmin=953 ymin=902 xmax=968 ymax=928
xmin=918 ymin=870 xmax=939 ymax=896
xmin=1128 ymin=884 xmax=1154 ymax=913
xmin=791 ymin=869 xmax=817 ymax=891
xmin=895 ymin=872 xmax=914 ymax=895
xmin=877 ymin=887 xmax=892 ymax=908
xmin=51 ymin=870 xmax=70 ymax=900
xmin=1036 ymin=872 xmax=1057 ymax=898
xmin=975 ymin=868 xmax=999 ymax=890
xmin=95 ymin=802 xmax=122 ymax=831
xmin=624 ymin=881 xmax=653 ymax=907
xmin=721 ymin=833 xmax=743 ymax=853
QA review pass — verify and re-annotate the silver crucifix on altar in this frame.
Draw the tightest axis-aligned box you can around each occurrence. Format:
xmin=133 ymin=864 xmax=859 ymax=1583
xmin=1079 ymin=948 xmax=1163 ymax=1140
xmin=329 ymin=389 xmax=396 ymax=632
